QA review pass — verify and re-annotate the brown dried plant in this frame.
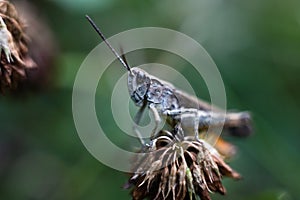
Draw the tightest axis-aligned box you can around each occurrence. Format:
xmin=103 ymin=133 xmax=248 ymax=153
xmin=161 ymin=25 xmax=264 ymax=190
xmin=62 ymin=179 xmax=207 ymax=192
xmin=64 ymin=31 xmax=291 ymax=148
xmin=125 ymin=124 xmax=241 ymax=200
xmin=0 ymin=0 xmax=36 ymax=93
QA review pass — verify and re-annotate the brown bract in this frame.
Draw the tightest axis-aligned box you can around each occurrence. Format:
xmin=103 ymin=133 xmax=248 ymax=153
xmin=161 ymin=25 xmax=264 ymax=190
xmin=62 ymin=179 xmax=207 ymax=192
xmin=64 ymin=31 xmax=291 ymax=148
xmin=0 ymin=0 xmax=36 ymax=93
xmin=125 ymin=127 xmax=241 ymax=200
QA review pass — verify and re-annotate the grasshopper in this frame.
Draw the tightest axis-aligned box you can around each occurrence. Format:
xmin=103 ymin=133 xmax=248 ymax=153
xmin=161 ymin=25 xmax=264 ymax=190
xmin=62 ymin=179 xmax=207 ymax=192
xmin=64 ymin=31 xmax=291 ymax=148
xmin=86 ymin=15 xmax=252 ymax=148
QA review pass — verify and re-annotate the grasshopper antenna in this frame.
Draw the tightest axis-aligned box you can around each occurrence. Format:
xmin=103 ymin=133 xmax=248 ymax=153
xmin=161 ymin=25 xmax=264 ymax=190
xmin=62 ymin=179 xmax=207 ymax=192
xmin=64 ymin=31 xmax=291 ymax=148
xmin=85 ymin=15 xmax=131 ymax=72
xmin=119 ymin=46 xmax=130 ymax=67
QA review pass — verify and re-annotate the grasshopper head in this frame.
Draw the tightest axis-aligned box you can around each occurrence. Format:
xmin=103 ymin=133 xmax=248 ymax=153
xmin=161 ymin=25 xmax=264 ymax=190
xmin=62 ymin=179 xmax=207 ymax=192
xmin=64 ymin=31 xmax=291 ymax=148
xmin=127 ymin=68 xmax=150 ymax=106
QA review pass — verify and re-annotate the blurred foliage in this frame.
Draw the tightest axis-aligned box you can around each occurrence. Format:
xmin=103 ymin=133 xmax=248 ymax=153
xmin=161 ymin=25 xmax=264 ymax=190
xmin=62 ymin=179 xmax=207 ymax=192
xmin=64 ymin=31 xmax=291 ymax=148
xmin=1 ymin=0 xmax=300 ymax=199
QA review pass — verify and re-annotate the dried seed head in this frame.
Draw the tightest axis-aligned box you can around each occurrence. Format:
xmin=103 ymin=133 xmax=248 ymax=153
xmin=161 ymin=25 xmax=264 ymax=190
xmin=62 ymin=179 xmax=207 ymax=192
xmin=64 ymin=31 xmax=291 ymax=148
xmin=0 ymin=0 xmax=36 ymax=93
xmin=13 ymin=1 xmax=58 ymax=92
xmin=125 ymin=127 xmax=241 ymax=200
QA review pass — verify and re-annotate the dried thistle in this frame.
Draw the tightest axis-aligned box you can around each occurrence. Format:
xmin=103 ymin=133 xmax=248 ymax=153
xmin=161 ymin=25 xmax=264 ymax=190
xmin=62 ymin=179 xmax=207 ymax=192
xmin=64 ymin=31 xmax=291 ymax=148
xmin=0 ymin=0 xmax=36 ymax=93
xmin=13 ymin=1 xmax=58 ymax=92
xmin=125 ymin=125 xmax=241 ymax=200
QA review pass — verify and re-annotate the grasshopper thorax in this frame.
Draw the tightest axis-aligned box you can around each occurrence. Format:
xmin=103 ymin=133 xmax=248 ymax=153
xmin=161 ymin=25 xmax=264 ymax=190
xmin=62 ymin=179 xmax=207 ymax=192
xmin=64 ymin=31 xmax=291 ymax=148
xmin=128 ymin=67 xmax=180 ymax=111
xmin=128 ymin=67 xmax=151 ymax=106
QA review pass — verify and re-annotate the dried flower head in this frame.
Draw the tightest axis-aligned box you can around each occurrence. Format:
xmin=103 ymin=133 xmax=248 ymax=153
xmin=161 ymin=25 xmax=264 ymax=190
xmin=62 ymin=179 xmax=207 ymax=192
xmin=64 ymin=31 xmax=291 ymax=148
xmin=0 ymin=0 xmax=36 ymax=93
xmin=125 ymin=125 xmax=241 ymax=200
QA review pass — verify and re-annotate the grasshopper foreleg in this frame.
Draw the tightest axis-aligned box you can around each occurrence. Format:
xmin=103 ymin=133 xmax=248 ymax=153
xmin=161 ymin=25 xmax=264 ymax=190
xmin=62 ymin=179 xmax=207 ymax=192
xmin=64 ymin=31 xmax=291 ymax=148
xmin=149 ymin=103 xmax=161 ymax=140
xmin=133 ymin=103 xmax=147 ymax=146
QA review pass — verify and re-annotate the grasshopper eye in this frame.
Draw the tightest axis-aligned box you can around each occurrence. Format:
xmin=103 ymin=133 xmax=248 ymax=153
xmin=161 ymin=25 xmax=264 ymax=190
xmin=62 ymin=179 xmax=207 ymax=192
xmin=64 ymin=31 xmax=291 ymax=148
xmin=136 ymin=71 xmax=147 ymax=84
xmin=136 ymin=85 xmax=147 ymax=97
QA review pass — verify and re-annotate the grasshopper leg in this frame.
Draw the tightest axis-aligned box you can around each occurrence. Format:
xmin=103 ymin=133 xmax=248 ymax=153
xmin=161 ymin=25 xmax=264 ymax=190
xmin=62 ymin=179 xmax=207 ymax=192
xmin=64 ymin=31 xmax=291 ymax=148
xmin=163 ymin=108 xmax=200 ymax=141
xmin=164 ymin=108 xmax=227 ymax=141
xmin=133 ymin=103 xmax=147 ymax=146
xmin=149 ymin=103 xmax=161 ymax=141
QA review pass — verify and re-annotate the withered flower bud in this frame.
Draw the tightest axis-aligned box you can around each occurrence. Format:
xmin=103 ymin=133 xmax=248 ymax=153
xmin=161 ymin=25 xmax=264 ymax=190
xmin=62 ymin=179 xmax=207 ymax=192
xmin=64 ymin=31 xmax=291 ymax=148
xmin=0 ymin=0 xmax=36 ymax=93
xmin=125 ymin=125 xmax=241 ymax=200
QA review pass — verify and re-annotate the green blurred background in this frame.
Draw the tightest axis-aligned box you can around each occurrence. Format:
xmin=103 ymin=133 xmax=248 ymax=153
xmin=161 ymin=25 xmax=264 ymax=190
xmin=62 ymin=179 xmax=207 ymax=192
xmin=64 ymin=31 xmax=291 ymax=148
xmin=1 ymin=0 xmax=300 ymax=199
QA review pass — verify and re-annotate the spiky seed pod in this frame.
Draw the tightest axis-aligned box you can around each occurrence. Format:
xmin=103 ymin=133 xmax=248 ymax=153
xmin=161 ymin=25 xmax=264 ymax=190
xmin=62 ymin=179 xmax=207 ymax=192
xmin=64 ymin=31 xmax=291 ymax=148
xmin=125 ymin=125 xmax=241 ymax=200
xmin=0 ymin=0 xmax=36 ymax=93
